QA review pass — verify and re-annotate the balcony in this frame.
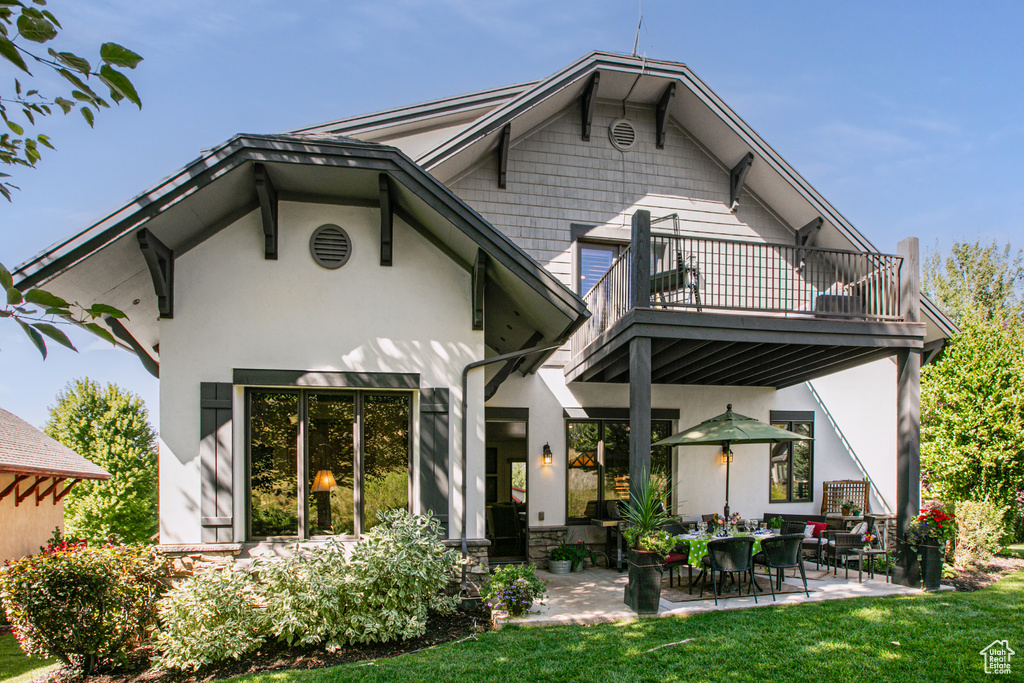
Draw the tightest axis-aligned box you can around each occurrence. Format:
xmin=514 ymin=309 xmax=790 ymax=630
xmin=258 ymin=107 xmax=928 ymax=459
xmin=564 ymin=212 xmax=926 ymax=387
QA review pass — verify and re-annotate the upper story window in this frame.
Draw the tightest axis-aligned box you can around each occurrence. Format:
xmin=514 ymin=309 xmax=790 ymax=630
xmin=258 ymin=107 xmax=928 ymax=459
xmin=578 ymin=242 xmax=621 ymax=296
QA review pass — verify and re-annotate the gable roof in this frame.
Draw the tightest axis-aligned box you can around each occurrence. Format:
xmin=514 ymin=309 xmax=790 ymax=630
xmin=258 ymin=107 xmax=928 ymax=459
xmin=0 ymin=408 xmax=109 ymax=480
xmin=13 ymin=135 xmax=590 ymax=366
xmin=298 ymin=51 xmax=957 ymax=341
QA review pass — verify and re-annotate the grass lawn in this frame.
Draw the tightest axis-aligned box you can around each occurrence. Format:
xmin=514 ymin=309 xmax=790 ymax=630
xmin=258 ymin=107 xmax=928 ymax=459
xmin=1005 ymin=544 xmax=1024 ymax=559
xmin=233 ymin=570 xmax=1024 ymax=683
xmin=0 ymin=634 xmax=57 ymax=683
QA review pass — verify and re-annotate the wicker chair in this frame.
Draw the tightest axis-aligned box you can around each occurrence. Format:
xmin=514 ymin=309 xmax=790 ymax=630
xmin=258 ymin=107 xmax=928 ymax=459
xmin=754 ymin=534 xmax=810 ymax=599
xmin=824 ymin=531 xmax=862 ymax=578
xmin=700 ymin=537 xmax=758 ymax=606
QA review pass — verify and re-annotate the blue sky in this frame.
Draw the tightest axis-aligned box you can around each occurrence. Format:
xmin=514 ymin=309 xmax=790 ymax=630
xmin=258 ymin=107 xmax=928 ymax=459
xmin=2 ymin=0 xmax=1022 ymax=428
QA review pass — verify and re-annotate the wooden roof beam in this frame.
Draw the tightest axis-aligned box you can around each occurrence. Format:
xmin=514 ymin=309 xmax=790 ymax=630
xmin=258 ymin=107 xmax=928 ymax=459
xmin=581 ymin=72 xmax=600 ymax=141
xmin=137 ymin=228 xmax=174 ymax=319
xmin=729 ymin=152 xmax=754 ymax=211
xmin=655 ymin=82 xmax=676 ymax=149
xmin=254 ymin=162 xmax=278 ymax=260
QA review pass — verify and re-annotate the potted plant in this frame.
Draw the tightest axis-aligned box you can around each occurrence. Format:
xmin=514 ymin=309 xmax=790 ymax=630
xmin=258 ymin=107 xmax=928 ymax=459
xmin=767 ymin=516 xmax=784 ymax=534
xmin=484 ymin=564 xmax=548 ymax=618
xmin=906 ymin=504 xmax=956 ymax=591
xmin=841 ymin=500 xmax=854 ymax=516
xmin=547 ymin=545 xmax=573 ymax=575
xmin=620 ymin=471 xmax=675 ymax=615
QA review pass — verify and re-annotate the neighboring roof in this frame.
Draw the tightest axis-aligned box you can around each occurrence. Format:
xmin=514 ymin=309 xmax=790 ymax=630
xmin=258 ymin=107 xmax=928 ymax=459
xmin=13 ymin=134 xmax=590 ymax=366
xmin=301 ymin=51 xmax=957 ymax=340
xmin=0 ymin=408 xmax=110 ymax=480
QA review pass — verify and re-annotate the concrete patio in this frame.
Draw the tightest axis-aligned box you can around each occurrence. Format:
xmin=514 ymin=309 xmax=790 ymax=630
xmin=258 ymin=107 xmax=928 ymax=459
xmin=503 ymin=562 xmax=933 ymax=627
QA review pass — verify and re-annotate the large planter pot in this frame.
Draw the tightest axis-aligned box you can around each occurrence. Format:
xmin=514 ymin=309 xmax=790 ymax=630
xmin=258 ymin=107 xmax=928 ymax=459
xmin=571 ymin=559 xmax=586 ymax=572
xmin=624 ymin=549 xmax=664 ymax=615
xmin=548 ymin=559 xmax=571 ymax=575
xmin=919 ymin=544 xmax=943 ymax=591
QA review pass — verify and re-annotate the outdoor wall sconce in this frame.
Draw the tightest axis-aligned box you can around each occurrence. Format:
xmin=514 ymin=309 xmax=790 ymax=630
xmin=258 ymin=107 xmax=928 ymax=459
xmin=542 ymin=443 xmax=553 ymax=465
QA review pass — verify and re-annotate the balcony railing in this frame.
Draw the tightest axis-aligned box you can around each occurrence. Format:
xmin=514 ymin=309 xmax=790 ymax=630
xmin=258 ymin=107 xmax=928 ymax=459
xmin=570 ymin=230 xmax=904 ymax=358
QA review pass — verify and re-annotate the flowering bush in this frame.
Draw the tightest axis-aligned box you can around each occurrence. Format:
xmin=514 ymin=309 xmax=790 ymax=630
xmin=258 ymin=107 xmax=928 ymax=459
xmin=906 ymin=506 xmax=956 ymax=548
xmin=484 ymin=564 xmax=547 ymax=617
xmin=0 ymin=538 xmax=166 ymax=673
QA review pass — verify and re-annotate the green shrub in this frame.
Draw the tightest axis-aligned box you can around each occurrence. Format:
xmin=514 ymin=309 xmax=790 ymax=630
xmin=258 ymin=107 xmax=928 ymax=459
xmin=250 ymin=539 xmax=354 ymax=649
xmin=954 ymin=499 xmax=1007 ymax=567
xmin=154 ymin=510 xmax=460 ymax=670
xmin=153 ymin=566 xmax=264 ymax=672
xmin=484 ymin=564 xmax=547 ymax=617
xmin=343 ymin=509 xmax=461 ymax=644
xmin=0 ymin=541 xmax=166 ymax=673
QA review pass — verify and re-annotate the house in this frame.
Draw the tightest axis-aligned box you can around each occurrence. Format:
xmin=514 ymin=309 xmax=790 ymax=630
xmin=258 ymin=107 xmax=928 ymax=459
xmin=11 ymin=52 xmax=954 ymax=585
xmin=0 ymin=408 xmax=110 ymax=561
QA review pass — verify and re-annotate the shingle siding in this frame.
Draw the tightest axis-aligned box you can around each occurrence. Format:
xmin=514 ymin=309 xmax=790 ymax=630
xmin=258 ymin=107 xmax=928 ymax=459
xmin=450 ymin=101 xmax=792 ymax=291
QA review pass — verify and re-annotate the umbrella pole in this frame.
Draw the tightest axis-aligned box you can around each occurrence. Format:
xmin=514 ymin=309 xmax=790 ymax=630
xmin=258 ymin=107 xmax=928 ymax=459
xmin=724 ymin=442 xmax=731 ymax=520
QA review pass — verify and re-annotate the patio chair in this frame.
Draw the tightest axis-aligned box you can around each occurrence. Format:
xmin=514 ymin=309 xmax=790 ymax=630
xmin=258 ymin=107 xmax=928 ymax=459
xmin=663 ymin=543 xmax=692 ymax=590
xmin=783 ymin=520 xmax=827 ymax=568
xmin=700 ymin=536 xmax=758 ymax=606
xmin=824 ymin=530 xmax=862 ymax=578
xmin=753 ymin=534 xmax=810 ymax=600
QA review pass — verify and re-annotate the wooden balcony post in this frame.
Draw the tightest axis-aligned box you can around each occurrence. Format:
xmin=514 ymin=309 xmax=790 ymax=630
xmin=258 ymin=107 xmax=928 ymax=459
xmin=631 ymin=210 xmax=651 ymax=309
xmin=629 ymin=336 xmax=652 ymax=506
xmin=893 ymin=236 xmax=921 ymax=586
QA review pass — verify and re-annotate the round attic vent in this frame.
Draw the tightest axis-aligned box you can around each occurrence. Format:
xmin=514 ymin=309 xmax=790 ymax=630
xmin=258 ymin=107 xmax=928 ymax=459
xmin=309 ymin=224 xmax=352 ymax=269
xmin=608 ymin=118 xmax=637 ymax=151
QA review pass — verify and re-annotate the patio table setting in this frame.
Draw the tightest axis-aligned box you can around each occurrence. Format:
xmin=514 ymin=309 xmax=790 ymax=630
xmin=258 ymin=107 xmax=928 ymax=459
xmin=674 ymin=521 xmax=774 ymax=566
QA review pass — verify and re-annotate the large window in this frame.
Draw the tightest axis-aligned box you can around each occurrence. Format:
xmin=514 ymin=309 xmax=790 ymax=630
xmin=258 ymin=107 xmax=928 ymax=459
xmin=566 ymin=419 xmax=673 ymax=523
xmin=248 ymin=389 xmax=411 ymax=539
xmin=769 ymin=412 xmax=813 ymax=503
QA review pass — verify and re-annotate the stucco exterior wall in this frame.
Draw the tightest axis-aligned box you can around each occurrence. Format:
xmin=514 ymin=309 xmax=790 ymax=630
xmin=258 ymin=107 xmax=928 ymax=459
xmin=0 ymin=473 xmax=63 ymax=561
xmin=487 ymin=359 xmax=899 ymax=530
xmin=450 ymin=101 xmax=792 ymax=290
xmin=158 ymin=201 xmax=485 ymax=544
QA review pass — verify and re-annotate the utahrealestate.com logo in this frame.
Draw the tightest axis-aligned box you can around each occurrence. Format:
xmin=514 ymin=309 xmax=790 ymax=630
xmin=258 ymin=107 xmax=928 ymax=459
xmin=980 ymin=640 xmax=1015 ymax=675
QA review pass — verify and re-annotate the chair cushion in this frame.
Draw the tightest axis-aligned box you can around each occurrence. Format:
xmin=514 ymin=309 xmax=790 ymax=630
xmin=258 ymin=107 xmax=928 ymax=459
xmin=806 ymin=521 xmax=828 ymax=538
xmin=803 ymin=524 xmax=815 ymax=538
xmin=850 ymin=521 xmax=867 ymax=535
xmin=664 ymin=552 xmax=688 ymax=564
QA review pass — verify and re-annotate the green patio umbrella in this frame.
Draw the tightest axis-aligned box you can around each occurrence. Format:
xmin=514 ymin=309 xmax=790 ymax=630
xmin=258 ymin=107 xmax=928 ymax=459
xmin=652 ymin=404 xmax=813 ymax=519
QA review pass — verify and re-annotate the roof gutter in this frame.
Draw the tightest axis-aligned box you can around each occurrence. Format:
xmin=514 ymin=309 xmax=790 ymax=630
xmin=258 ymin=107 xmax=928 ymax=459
xmin=458 ymin=342 xmax=562 ymax=595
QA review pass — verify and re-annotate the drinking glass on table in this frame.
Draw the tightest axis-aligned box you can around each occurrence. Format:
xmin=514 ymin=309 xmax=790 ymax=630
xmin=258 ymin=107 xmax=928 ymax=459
xmin=697 ymin=521 xmax=706 ymax=536
xmin=750 ymin=519 xmax=759 ymax=533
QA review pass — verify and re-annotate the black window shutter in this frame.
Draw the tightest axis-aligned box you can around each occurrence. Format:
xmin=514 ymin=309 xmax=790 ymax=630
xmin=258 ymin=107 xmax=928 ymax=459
xmin=419 ymin=388 xmax=450 ymax=535
xmin=200 ymin=382 xmax=233 ymax=543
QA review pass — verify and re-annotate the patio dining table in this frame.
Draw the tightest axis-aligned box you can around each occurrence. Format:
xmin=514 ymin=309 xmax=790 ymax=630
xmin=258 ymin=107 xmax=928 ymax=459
xmin=674 ymin=532 xmax=771 ymax=566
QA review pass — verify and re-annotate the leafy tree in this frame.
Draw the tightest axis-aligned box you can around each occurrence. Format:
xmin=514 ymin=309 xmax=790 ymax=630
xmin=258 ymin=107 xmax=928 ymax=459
xmin=1 ymin=0 xmax=143 ymax=200
xmin=920 ymin=313 xmax=1024 ymax=534
xmin=44 ymin=378 xmax=158 ymax=544
xmin=1 ymin=1 xmax=141 ymax=356
xmin=923 ymin=239 xmax=1023 ymax=323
